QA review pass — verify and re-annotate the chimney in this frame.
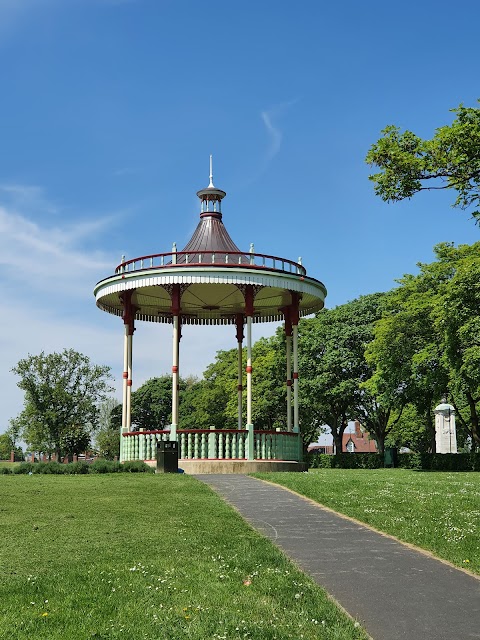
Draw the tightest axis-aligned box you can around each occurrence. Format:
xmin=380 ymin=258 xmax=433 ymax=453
xmin=355 ymin=421 xmax=362 ymax=438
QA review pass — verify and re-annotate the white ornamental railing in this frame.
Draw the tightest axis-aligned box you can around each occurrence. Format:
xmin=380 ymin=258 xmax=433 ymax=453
xmin=115 ymin=251 xmax=306 ymax=277
xmin=121 ymin=428 xmax=302 ymax=463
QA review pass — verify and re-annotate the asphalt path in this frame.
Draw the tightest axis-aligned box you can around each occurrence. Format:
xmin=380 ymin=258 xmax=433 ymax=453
xmin=196 ymin=474 xmax=480 ymax=640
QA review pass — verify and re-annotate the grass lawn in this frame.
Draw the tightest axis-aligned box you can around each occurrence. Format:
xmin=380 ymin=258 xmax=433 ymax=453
xmin=253 ymin=469 xmax=480 ymax=575
xmin=0 ymin=474 xmax=368 ymax=640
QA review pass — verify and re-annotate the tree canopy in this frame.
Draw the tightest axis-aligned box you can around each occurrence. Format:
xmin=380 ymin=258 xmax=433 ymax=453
xmin=12 ymin=349 xmax=113 ymax=457
xmin=95 ymin=397 xmax=121 ymax=459
xmin=0 ymin=433 xmax=22 ymax=461
xmin=366 ymin=242 xmax=480 ymax=451
xmin=300 ymin=293 xmax=387 ymax=452
xmin=131 ymin=375 xmax=177 ymax=430
xmin=366 ymin=101 xmax=480 ymax=222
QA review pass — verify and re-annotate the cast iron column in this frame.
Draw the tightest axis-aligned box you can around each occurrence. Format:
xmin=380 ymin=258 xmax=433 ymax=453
xmin=170 ymin=284 xmax=181 ymax=441
xmin=236 ymin=313 xmax=244 ymax=430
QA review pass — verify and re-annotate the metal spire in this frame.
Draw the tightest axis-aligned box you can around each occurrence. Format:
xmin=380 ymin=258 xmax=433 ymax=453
xmin=208 ymin=154 xmax=214 ymax=188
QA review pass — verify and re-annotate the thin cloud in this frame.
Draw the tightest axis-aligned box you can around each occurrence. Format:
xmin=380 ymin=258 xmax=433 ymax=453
xmin=261 ymin=110 xmax=283 ymax=162
xmin=259 ymin=98 xmax=299 ymax=173
xmin=0 ymin=187 xmax=120 ymax=297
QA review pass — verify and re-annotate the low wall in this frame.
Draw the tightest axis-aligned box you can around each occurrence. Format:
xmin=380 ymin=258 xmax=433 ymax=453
xmin=145 ymin=459 xmax=307 ymax=474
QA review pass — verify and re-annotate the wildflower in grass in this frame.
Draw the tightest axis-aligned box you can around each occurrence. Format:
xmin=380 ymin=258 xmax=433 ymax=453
xmin=243 ymin=578 xmax=252 ymax=586
xmin=463 ymin=559 xmax=470 ymax=563
xmin=41 ymin=612 xmax=48 ymax=617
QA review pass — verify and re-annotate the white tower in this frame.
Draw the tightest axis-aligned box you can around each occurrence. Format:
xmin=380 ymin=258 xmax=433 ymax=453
xmin=434 ymin=402 xmax=457 ymax=454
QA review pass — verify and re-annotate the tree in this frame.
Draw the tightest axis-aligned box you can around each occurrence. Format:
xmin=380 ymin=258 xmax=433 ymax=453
xmin=384 ymin=404 xmax=432 ymax=453
xmin=95 ymin=397 xmax=121 ymax=459
xmin=185 ymin=349 xmax=240 ymax=429
xmin=12 ymin=349 xmax=113 ymax=458
xmin=366 ymin=101 xmax=480 ymax=222
xmin=299 ymin=293 xmax=386 ymax=452
xmin=251 ymin=334 xmax=286 ymax=431
xmin=366 ymin=242 xmax=480 ymax=451
xmin=131 ymin=376 xmax=175 ymax=430
xmin=440 ymin=248 xmax=480 ymax=449
xmin=0 ymin=433 xmax=22 ymax=461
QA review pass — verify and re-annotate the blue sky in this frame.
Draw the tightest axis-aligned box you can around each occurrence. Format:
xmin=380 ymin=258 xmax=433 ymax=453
xmin=0 ymin=0 xmax=477 ymax=433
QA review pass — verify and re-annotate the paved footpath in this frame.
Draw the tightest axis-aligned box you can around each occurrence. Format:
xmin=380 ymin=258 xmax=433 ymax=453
xmin=197 ymin=474 xmax=480 ymax=640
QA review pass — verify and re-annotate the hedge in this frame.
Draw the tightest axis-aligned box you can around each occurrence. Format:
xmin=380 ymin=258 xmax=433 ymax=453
xmin=396 ymin=452 xmax=480 ymax=471
xmin=308 ymin=452 xmax=480 ymax=471
xmin=1 ymin=460 xmax=155 ymax=475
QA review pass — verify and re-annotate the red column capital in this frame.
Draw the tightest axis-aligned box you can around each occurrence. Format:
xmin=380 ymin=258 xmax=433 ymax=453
xmin=244 ymin=285 xmax=255 ymax=317
xmin=171 ymin=284 xmax=182 ymax=317
xmin=235 ymin=313 xmax=245 ymax=343
xmin=120 ymin=290 xmax=137 ymax=335
xmin=289 ymin=292 xmax=300 ymax=326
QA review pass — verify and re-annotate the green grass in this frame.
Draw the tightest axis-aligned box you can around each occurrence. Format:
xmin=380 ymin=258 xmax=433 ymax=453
xmin=253 ymin=469 xmax=480 ymax=574
xmin=0 ymin=475 xmax=368 ymax=640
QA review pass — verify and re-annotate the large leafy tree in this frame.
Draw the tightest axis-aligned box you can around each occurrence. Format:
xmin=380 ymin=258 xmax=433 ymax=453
xmin=251 ymin=334 xmax=285 ymax=431
xmin=0 ymin=433 xmax=23 ymax=461
xmin=131 ymin=375 xmax=177 ymax=430
xmin=366 ymin=101 xmax=480 ymax=222
xmin=95 ymin=397 xmax=122 ymax=459
xmin=12 ymin=349 xmax=113 ymax=457
xmin=365 ymin=282 xmax=446 ymax=452
xmin=178 ymin=335 xmax=286 ymax=431
xmin=300 ymin=293 xmax=387 ymax=453
xmin=384 ymin=404 xmax=432 ymax=453
xmin=440 ymin=248 xmax=480 ymax=449
xmin=367 ymin=242 xmax=480 ymax=451
xmin=182 ymin=350 xmax=239 ymax=429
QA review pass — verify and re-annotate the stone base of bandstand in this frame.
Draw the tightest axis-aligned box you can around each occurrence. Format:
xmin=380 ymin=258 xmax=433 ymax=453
xmin=145 ymin=459 xmax=307 ymax=474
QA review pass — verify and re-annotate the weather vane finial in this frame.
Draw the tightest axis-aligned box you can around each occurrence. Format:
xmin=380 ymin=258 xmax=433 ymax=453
xmin=209 ymin=154 xmax=214 ymax=188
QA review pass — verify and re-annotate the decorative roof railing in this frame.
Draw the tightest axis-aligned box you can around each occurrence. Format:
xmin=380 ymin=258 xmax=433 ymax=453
xmin=115 ymin=251 xmax=306 ymax=276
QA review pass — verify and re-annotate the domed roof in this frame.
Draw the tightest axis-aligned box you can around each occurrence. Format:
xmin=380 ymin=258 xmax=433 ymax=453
xmin=435 ymin=402 xmax=454 ymax=412
xmin=177 ymin=158 xmax=249 ymax=264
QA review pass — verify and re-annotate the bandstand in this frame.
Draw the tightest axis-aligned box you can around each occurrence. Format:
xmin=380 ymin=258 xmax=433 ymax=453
xmin=94 ymin=160 xmax=327 ymax=473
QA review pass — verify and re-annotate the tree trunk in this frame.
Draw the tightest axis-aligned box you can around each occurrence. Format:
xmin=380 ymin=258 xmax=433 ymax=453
xmin=331 ymin=415 xmax=348 ymax=454
xmin=376 ymin=435 xmax=385 ymax=456
xmin=466 ymin=391 xmax=480 ymax=449
xmin=425 ymin=409 xmax=436 ymax=453
xmin=332 ymin=432 xmax=343 ymax=454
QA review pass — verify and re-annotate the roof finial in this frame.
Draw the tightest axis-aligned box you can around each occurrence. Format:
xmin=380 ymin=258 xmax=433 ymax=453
xmin=209 ymin=154 xmax=214 ymax=188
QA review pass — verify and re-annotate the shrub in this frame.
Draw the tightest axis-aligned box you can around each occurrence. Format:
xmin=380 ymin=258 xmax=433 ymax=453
xmin=471 ymin=454 xmax=480 ymax=471
xmin=122 ymin=460 xmax=154 ymax=473
xmin=90 ymin=459 xmax=121 ymax=474
xmin=2 ymin=459 xmax=155 ymax=474
xmin=65 ymin=461 xmax=90 ymax=474
xmin=308 ymin=453 xmax=383 ymax=469
xmin=14 ymin=462 xmax=34 ymax=474
xmin=33 ymin=462 xmax=65 ymax=474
